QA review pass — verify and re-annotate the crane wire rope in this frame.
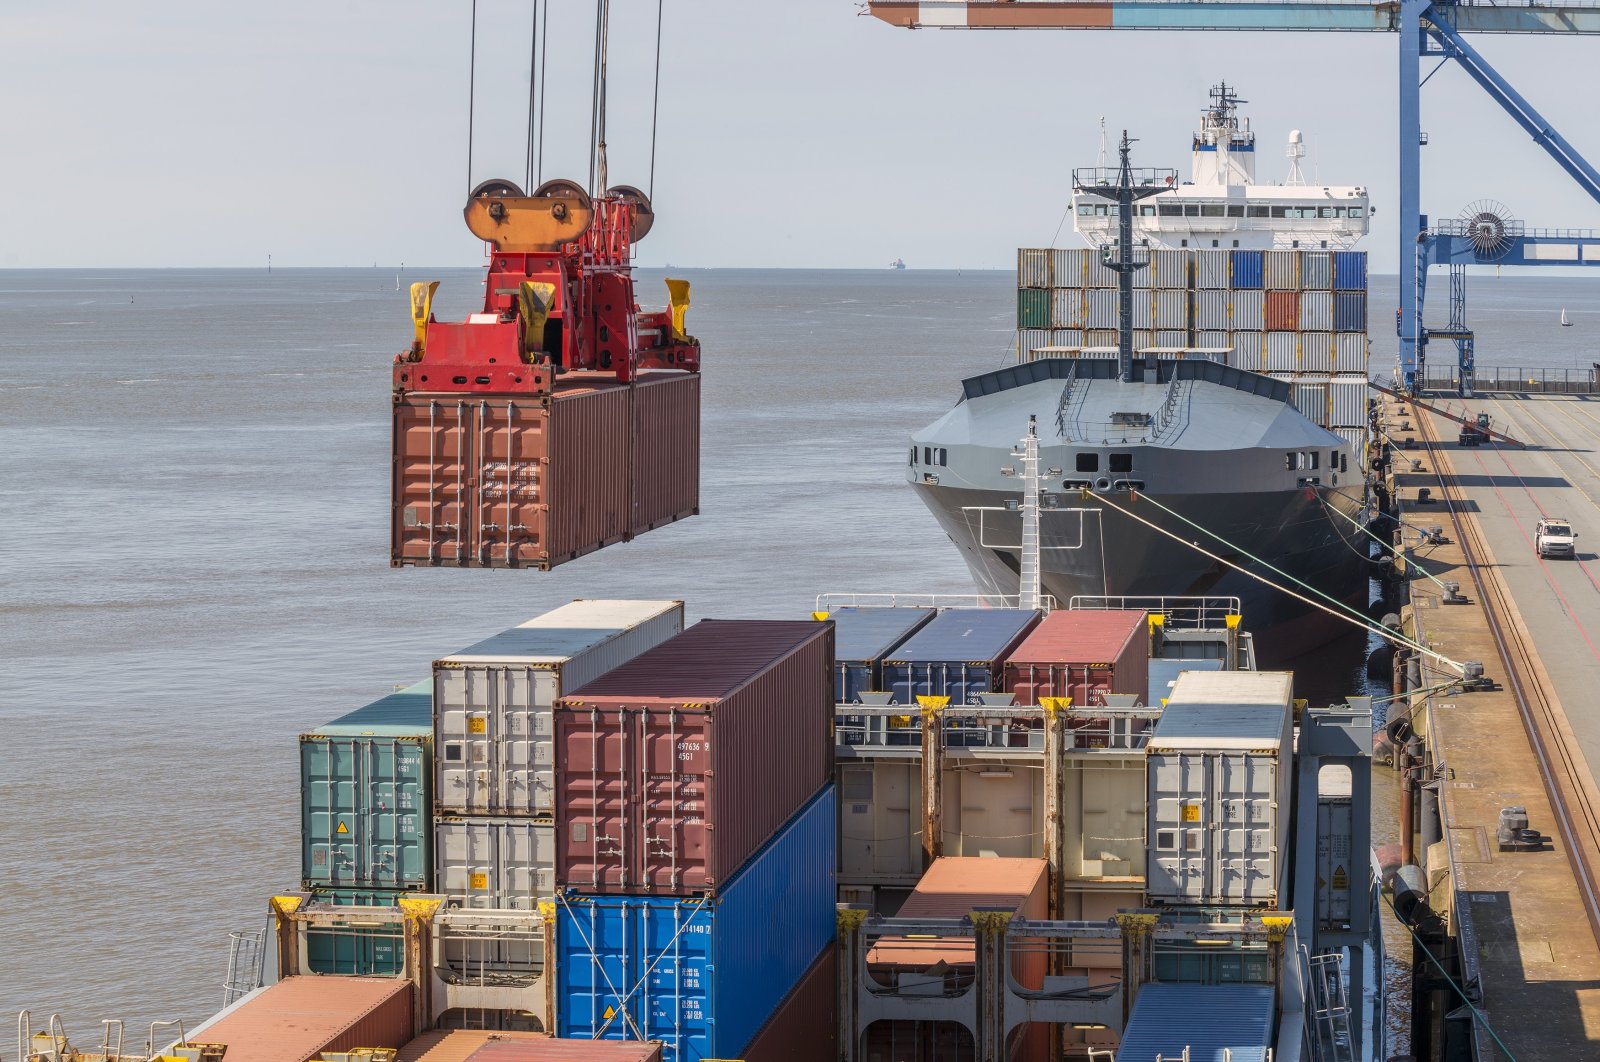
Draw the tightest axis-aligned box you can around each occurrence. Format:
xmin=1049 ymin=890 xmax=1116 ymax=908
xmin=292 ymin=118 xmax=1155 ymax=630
xmin=525 ymin=0 xmax=540 ymax=192
xmin=1085 ymin=491 xmax=1466 ymax=672
xmin=649 ymin=0 xmax=665 ymax=199
xmin=537 ymin=0 xmax=550 ymax=184
xmin=467 ymin=0 xmax=479 ymax=195
xmin=589 ymin=0 xmax=612 ymax=195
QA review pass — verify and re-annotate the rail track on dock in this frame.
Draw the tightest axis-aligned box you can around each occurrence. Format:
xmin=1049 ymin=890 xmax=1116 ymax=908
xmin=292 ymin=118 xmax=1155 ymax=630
xmin=1412 ymin=399 xmax=1600 ymax=945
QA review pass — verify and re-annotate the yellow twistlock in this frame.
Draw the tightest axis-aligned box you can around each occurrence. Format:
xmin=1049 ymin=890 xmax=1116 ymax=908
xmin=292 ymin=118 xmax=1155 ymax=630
xmin=1039 ymin=695 xmax=1072 ymax=718
xmin=812 ymin=611 xmax=831 ymax=622
xmin=409 ymin=281 xmax=440 ymax=353
xmin=1225 ymin=613 xmax=1242 ymax=629
xmin=915 ymin=695 xmax=950 ymax=717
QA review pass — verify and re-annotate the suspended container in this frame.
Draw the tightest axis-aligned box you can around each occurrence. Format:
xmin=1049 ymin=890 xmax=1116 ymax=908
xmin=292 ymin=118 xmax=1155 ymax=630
xmin=190 ymin=977 xmax=413 ymax=1061
xmin=556 ymin=619 xmax=834 ymax=894
xmin=1154 ymin=289 xmax=1189 ymax=330
xmin=1231 ymin=290 xmax=1265 ymax=332
xmin=556 ymin=787 xmax=836 ymax=1062
xmin=391 ymin=372 xmax=699 ymax=570
xmin=434 ymin=817 xmax=557 ymax=910
xmin=1152 ymin=249 xmax=1190 ymax=288
xmin=1265 ymin=290 xmax=1299 ymax=332
xmin=1300 ymin=332 xmax=1335 ymax=373
xmin=1334 ymin=290 xmax=1367 ymax=333
xmin=1018 ymin=288 xmax=1051 ymax=329
xmin=1300 ymin=251 xmax=1333 ymax=290
xmin=434 ymin=599 xmax=684 ymax=818
xmin=1087 ymin=289 xmax=1118 ymax=330
xmin=881 ymin=608 xmax=1041 ymax=706
xmin=1334 ymin=333 xmax=1368 ymax=374
xmin=1333 ymin=250 xmax=1368 ymax=291
xmin=1018 ymin=248 xmax=1052 ymax=289
xmin=301 ymin=680 xmax=432 ymax=891
xmin=1229 ymin=250 xmax=1264 ymax=290
xmin=1263 ymin=333 xmax=1298 ymax=372
xmin=1052 ymin=288 xmax=1087 ymax=329
xmin=1195 ymin=250 xmax=1230 ymax=290
xmin=1002 ymin=609 xmax=1151 ymax=710
xmin=1299 ymin=291 xmax=1334 ymax=332
xmin=1264 ymin=250 xmax=1299 ymax=290
xmin=1193 ymin=290 xmax=1230 ymax=331
xmin=1052 ymin=247 xmax=1089 ymax=288
xmin=828 ymin=606 xmax=938 ymax=703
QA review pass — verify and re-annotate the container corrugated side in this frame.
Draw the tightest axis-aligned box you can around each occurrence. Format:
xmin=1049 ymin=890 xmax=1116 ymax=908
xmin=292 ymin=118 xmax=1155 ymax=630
xmin=1264 ymin=250 xmax=1299 ymax=290
xmin=868 ymin=857 xmax=1047 ymax=987
xmin=1300 ymin=331 xmax=1335 ymax=373
xmin=1051 ymin=328 xmax=1086 ymax=350
xmin=1153 ymin=289 xmax=1188 ymax=330
xmin=1086 ymin=328 xmax=1118 ymax=348
xmin=1018 ymin=288 xmax=1051 ymax=329
xmin=1017 ymin=329 xmax=1052 ymax=359
xmin=1331 ymin=375 xmax=1370 ymax=427
xmin=1154 ymin=330 xmax=1187 ymax=349
xmin=1087 ymin=252 xmax=1117 ymax=288
xmin=882 ymin=609 xmax=1041 ymax=706
xmin=1086 ymin=289 xmax=1117 ymax=329
xmin=1001 ymin=609 xmax=1150 ymax=708
xmin=631 ymin=372 xmax=700 ymax=536
xmin=740 ymin=945 xmax=836 ymax=1062
xmin=302 ymin=681 xmax=432 ymax=891
xmin=1294 ymin=382 xmax=1331 ymax=427
xmin=434 ymin=600 xmax=685 ymax=817
xmin=1132 ymin=329 xmax=1156 ymax=351
xmin=1263 ymin=332 xmax=1297 ymax=371
xmin=829 ymin=606 xmax=937 ymax=702
xmin=396 ymin=1030 xmax=551 ymax=1062
xmin=1334 ymin=290 xmax=1367 ymax=332
xmin=1196 ymin=329 xmax=1230 ymax=352
xmin=1193 ymin=290 xmax=1229 ymax=331
xmin=468 ymin=1040 xmax=665 ymax=1062
xmin=1333 ymin=250 xmax=1368 ymax=291
xmin=1018 ymin=248 xmax=1051 ymax=289
xmin=557 ymin=787 xmax=836 ymax=1062
xmin=1152 ymin=249 xmax=1188 ymax=288
xmin=556 ymin=620 xmax=833 ymax=893
xmin=435 ymin=817 xmax=556 ymax=909
xmin=1229 ymin=250 xmax=1264 ymax=289
xmin=1230 ymin=331 xmax=1264 ymax=370
xmin=190 ymin=976 xmax=413 ymax=1062
xmin=1195 ymin=250 xmax=1229 ymax=290
xmin=1299 ymin=291 xmax=1333 ymax=332
xmin=1265 ymin=290 xmax=1299 ymax=331
xmin=1116 ymin=984 xmax=1273 ymax=1062
xmin=1052 ymin=288 xmax=1086 ymax=329
xmin=1230 ymin=290 xmax=1264 ymax=331
xmin=1051 ymin=247 xmax=1087 ymax=288
xmin=1334 ymin=332 xmax=1367 ymax=373
xmin=1300 ymin=251 xmax=1333 ymax=290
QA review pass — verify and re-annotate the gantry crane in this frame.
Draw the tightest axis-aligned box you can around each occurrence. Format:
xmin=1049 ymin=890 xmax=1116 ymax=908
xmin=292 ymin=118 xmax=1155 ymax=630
xmin=867 ymin=0 xmax=1600 ymax=394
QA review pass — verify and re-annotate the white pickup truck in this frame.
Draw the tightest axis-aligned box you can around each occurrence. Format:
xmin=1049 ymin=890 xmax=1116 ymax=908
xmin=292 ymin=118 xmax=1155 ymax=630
xmin=1536 ymin=518 xmax=1577 ymax=559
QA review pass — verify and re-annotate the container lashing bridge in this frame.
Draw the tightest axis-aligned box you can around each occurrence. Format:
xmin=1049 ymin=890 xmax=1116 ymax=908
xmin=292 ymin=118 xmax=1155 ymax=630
xmin=866 ymin=0 xmax=1600 ymax=395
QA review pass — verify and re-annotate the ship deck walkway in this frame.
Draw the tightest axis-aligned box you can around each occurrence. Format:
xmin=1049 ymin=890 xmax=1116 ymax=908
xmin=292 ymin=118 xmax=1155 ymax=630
xmin=1388 ymin=392 xmax=1600 ymax=1058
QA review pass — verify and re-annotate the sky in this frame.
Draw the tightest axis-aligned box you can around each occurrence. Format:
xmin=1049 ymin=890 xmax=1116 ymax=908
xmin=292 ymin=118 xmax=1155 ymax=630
xmin=4 ymin=2 xmax=1600 ymax=272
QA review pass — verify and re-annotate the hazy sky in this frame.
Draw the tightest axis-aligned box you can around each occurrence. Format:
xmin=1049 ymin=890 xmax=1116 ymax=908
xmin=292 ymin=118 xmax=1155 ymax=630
xmin=5 ymin=2 xmax=1600 ymax=271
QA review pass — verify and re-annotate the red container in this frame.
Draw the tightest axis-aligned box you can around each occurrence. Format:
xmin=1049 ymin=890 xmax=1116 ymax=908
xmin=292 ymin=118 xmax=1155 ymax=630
xmin=742 ymin=945 xmax=836 ymax=1062
xmin=468 ymin=1038 xmax=664 ymax=1061
xmin=191 ymin=976 xmax=412 ymax=1062
xmin=391 ymin=371 xmax=698 ymax=570
xmin=1002 ymin=608 xmax=1150 ymax=709
xmin=397 ymin=1031 xmax=549 ymax=1062
xmin=556 ymin=619 xmax=834 ymax=893
xmin=1265 ymin=289 xmax=1300 ymax=331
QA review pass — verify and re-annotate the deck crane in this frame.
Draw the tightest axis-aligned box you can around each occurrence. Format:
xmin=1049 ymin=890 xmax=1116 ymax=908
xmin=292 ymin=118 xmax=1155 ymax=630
xmin=867 ymin=0 xmax=1600 ymax=394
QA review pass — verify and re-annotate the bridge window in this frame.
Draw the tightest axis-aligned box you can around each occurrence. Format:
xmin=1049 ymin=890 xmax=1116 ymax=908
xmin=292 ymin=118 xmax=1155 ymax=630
xmin=1159 ymin=203 xmax=1184 ymax=217
xmin=1227 ymin=205 xmax=1245 ymax=218
xmin=1271 ymin=206 xmax=1288 ymax=219
xmin=1212 ymin=240 xmax=1220 ymax=248
xmin=1077 ymin=453 xmax=1099 ymax=473
xmin=909 ymin=447 xmax=917 ymax=466
xmin=1139 ymin=205 xmax=1157 ymax=216
xmin=924 ymin=447 xmax=932 ymax=465
xmin=1248 ymin=205 xmax=1271 ymax=218
xmin=1180 ymin=239 xmax=1189 ymax=247
xmin=1202 ymin=204 xmax=1226 ymax=218
xmin=1110 ymin=453 xmax=1133 ymax=474
xmin=1320 ymin=206 xmax=1336 ymax=218
xmin=1233 ymin=240 xmax=1241 ymax=248
xmin=1309 ymin=451 xmax=1320 ymax=470
xmin=1184 ymin=204 xmax=1202 ymax=217
xmin=1349 ymin=206 xmax=1365 ymax=218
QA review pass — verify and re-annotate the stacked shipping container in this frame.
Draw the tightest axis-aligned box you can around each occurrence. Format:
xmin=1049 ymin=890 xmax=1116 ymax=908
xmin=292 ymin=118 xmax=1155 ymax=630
xmin=1017 ymin=247 xmax=1370 ymax=455
xmin=554 ymin=619 xmax=839 ymax=1062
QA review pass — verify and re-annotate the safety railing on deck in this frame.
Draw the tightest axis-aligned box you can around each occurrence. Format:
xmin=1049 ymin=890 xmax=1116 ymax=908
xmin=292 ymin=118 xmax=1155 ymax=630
xmin=1421 ymin=366 xmax=1600 ymax=394
xmin=1070 ymin=594 xmax=1241 ymax=629
xmin=835 ymin=705 xmax=1155 ymax=752
xmin=816 ymin=592 xmax=1059 ymax=612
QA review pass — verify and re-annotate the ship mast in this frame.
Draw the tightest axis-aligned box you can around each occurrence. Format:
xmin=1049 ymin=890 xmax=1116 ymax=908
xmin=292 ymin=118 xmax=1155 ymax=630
xmin=1014 ymin=415 xmax=1043 ymax=612
xmin=1073 ymin=134 xmax=1176 ymax=382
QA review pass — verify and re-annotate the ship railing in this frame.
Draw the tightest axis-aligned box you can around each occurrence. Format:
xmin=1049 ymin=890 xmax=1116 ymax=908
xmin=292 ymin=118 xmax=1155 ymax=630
xmin=835 ymin=704 xmax=1154 ymax=752
xmin=1070 ymin=594 xmax=1241 ymax=629
xmin=1054 ymin=361 xmax=1080 ymax=439
xmin=1153 ymin=375 xmax=1193 ymax=442
xmin=816 ymin=592 xmax=1058 ymax=612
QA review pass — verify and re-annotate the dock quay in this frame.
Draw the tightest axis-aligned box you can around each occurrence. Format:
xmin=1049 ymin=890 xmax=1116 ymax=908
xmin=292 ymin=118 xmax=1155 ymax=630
xmin=1383 ymin=391 xmax=1600 ymax=1059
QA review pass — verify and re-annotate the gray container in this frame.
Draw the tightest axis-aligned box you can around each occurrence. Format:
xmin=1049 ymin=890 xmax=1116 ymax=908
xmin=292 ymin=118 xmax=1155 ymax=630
xmin=1052 ymin=328 xmax=1086 ymax=350
xmin=1053 ymin=288 xmax=1087 ymax=329
xmin=1295 ymin=383 xmax=1331 ymax=427
xmin=1299 ymin=291 xmax=1334 ymax=332
xmin=1087 ymin=329 xmax=1119 ymax=348
xmin=1018 ymin=248 xmax=1051 ymax=289
xmin=1300 ymin=251 xmax=1333 ymax=290
xmin=1300 ymin=331 xmax=1335 ymax=373
xmin=1230 ymin=290 xmax=1265 ymax=331
xmin=1132 ymin=289 xmax=1153 ymax=325
xmin=1331 ymin=376 xmax=1369 ymax=427
xmin=1334 ymin=333 xmax=1367 ymax=373
xmin=1264 ymin=250 xmax=1299 ymax=290
xmin=1052 ymin=248 xmax=1089 ymax=288
xmin=1154 ymin=290 xmax=1189 ymax=330
xmin=434 ymin=600 xmax=684 ymax=818
xmin=1133 ymin=329 xmax=1157 ymax=351
xmin=1195 ymin=250 xmax=1229 ymax=290
xmin=1193 ymin=290 xmax=1230 ymax=331
xmin=1087 ymin=289 xmax=1118 ymax=329
xmin=1018 ymin=329 xmax=1053 ymax=359
xmin=1152 ymin=249 xmax=1189 ymax=288
xmin=1196 ymin=330 xmax=1231 ymax=358
xmin=1263 ymin=332 xmax=1298 ymax=372
xmin=1145 ymin=672 xmax=1292 ymax=906
xmin=434 ymin=816 xmax=556 ymax=910
xmin=1230 ymin=331 xmax=1264 ymax=370
xmin=1155 ymin=330 xmax=1188 ymax=348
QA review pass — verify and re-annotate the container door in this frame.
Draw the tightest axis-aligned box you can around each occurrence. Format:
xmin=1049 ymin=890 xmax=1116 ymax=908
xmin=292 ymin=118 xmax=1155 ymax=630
xmin=365 ymin=738 xmax=429 ymax=889
xmin=1317 ymin=798 xmax=1354 ymax=929
xmin=302 ymin=737 xmax=427 ymax=890
xmin=950 ymin=768 xmax=1039 ymax=859
xmin=557 ymin=706 xmax=633 ymax=891
xmin=1147 ymin=751 xmax=1209 ymax=902
xmin=498 ymin=819 xmax=557 ymax=903
xmin=838 ymin=763 xmax=921 ymax=884
xmin=392 ymin=397 xmax=472 ymax=565
xmin=496 ymin=665 xmax=558 ymax=815
xmin=436 ymin=664 xmax=494 ymax=815
xmin=435 ymin=818 xmax=553 ymax=910
xmin=302 ymin=737 xmax=354 ymax=888
xmin=1211 ymin=752 xmax=1278 ymax=904
xmin=640 ymin=707 xmax=712 ymax=891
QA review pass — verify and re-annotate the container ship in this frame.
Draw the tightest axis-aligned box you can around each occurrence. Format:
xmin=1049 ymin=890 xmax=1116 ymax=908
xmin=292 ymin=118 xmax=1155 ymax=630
xmin=907 ymin=87 xmax=1375 ymax=657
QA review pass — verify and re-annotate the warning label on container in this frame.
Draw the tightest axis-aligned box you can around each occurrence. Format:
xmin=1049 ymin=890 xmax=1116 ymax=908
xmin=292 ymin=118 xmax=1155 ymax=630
xmin=603 ymin=1006 xmax=616 ymax=1021
xmin=471 ymin=872 xmax=488 ymax=890
xmin=469 ymin=717 xmax=487 ymax=734
xmin=336 ymin=821 xmax=349 ymax=834
xmin=1182 ymin=805 xmax=1201 ymax=822
xmin=1332 ymin=865 xmax=1348 ymax=890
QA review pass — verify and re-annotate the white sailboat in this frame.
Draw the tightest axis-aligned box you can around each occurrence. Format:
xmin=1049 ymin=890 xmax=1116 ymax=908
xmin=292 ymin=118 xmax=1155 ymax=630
xmin=1562 ymin=308 xmax=1573 ymax=327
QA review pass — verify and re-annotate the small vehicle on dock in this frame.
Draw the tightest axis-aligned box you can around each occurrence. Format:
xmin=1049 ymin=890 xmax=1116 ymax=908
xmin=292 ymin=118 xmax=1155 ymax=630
xmin=1536 ymin=517 xmax=1577 ymax=558
xmin=1459 ymin=412 xmax=1492 ymax=447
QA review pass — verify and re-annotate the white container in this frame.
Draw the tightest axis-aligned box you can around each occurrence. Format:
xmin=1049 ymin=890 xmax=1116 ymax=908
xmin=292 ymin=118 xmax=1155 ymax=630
xmin=1053 ymin=288 xmax=1087 ymax=329
xmin=1334 ymin=333 xmax=1367 ymax=373
xmin=1295 ymin=382 xmax=1331 ymax=427
xmin=1133 ymin=289 xmax=1153 ymax=325
xmin=1299 ymin=291 xmax=1334 ymax=332
xmin=1300 ymin=251 xmax=1333 ymax=290
xmin=1195 ymin=250 xmax=1229 ymax=290
xmin=1265 ymin=250 xmax=1299 ymax=290
xmin=1331 ymin=375 xmax=1370 ymax=427
xmin=1133 ymin=330 xmax=1156 ymax=351
xmin=434 ymin=599 xmax=684 ymax=817
xmin=1231 ymin=290 xmax=1265 ymax=331
xmin=1197 ymin=329 xmax=1231 ymax=350
xmin=1300 ymin=332 xmax=1335 ymax=373
xmin=1155 ymin=330 xmax=1188 ymax=348
xmin=1264 ymin=332 xmax=1298 ymax=372
xmin=1087 ymin=251 xmax=1117 ymax=288
xmin=1194 ymin=290 xmax=1230 ymax=331
xmin=1018 ymin=248 xmax=1051 ymax=289
xmin=1154 ymin=290 xmax=1189 ymax=330
xmin=1230 ymin=331 xmax=1264 ymax=370
xmin=434 ymin=817 xmax=557 ymax=910
xmin=1316 ymin=788 xmax=1355 ymax=931
xmin=1051 ymin=328 xmax=1086 ymax=351
xmin=1087 ymin=329 xmax=1119 ymax=348
xmin=1145 ymin=672 xmax=1293 ymax=906
xmin=1052 ymin=248 xmax=1089 ymax=288
xmin=1087 ymin=289 xmax=1118 ymax=330
xmin=1018 ymin=329 xmax=1053 ymax=358
xmin=1152 ymin=249 xmax=1189 ymax=288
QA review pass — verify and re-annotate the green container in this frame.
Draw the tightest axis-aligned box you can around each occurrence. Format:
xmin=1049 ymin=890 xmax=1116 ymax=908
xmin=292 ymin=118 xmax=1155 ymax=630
xmin=305 ymin=889 xmax=405 ymax=975
xmin=301 ymin=680 xmax=433 ymax=891
xmin=1018 ymin=288 xmax=1052 ymax=329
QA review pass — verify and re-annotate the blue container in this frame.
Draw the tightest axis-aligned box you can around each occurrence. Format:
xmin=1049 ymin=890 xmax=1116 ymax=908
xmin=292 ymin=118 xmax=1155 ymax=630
xmin=1333 ymin=250 xmax=1367 ymax=291
xmin=1229 ymin=250 xmax=1264 ymax=290
xmin=830 ymin=607 xmax=936 ymax=702
xmin=301 ymin=680 xmax=433 ymax=891
xmin=881 ymin=609 xmax=1041 ymax=706
xmin=303 ymin=890 xmax=405 ymax=975
xmin=1334 ymin=290 xmax=1367 ymax=332
xmin=1116 ymin=983 xmax=1273 ymax=1062
xmin=557 ymin=786 xmax=836 ymax=1062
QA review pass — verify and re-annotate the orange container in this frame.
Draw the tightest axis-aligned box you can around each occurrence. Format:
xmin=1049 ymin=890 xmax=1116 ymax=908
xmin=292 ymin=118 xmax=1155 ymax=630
xmin=397 ymin=1031 xmax=548 ymax=1062
xmin=191 ymin=976 xmax=412 ymax=1062
xmin=1003 ymin=609 xmax=1150 ymax=709
xmin=1265 ymin=290 xmax=1300 ymax=331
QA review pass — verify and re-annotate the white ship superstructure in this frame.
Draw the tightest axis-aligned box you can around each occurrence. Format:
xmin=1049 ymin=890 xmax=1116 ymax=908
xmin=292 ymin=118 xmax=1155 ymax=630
xmin=1073 ymin=85 xmax=1369 ymax=251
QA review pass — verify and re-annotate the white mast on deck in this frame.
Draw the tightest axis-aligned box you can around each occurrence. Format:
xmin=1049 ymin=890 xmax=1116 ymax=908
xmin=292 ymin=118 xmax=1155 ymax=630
xmin=1013 ymin=416 xmax=1043 ymax=612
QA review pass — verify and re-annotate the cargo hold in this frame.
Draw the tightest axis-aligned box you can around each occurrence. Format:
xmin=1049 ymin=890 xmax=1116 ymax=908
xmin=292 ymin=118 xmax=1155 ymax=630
xmin=556 ymin=619 xmax=834 ymax=892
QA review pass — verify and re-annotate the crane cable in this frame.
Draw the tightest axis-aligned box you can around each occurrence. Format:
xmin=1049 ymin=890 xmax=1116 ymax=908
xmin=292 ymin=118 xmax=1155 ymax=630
xmin=537 ymin=0 xmax=550 ymax=184
xmin=648 ymin=0 xmax=665 ymax=199
xmin=467 ymin=0 xmax=479 ymax=195
xmin=524 ymin=0 xmax=540 ymax=192
xmin=1085 ymin=491 xmax=1467 ymax=674
xmin=589 ymin=0 xmax=612 ymax=195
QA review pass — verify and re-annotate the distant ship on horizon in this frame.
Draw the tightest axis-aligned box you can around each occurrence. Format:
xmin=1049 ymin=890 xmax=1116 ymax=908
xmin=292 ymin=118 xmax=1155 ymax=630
xmin=890 ymin=258 xmax=906 ymax=270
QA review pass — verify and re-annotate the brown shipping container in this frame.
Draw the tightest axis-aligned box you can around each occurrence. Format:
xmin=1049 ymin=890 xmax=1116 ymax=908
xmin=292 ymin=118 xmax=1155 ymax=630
xmin=556 ymin=619 xmax=834 ymax=893
xmin=867 ymin=857 xmax=1048 ymax=973
xmin=397 ymin=1031 xmax=550 ymax=1062
xmin=467 ymin=1039 xmax=664 ymax=1062
xmin=391 ymin=371 xmax=698 ymax=570
xmin=191 ymin=976 xmax=412 ymax=1062
xmin=1003 ymin=609 xmax=1150 ymax=709
xmin=1265 ymin=290 xmax=1300 ymax=332
xmin=742 ymin=945 xmax=837 ymax=1062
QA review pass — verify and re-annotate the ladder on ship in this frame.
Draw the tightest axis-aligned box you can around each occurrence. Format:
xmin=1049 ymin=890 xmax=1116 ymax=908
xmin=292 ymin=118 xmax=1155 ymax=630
xmin=1303 ymin=948 xmax=1357 ymax=1062
xmin=222 ymin=927 xmax=267 ymax=1007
